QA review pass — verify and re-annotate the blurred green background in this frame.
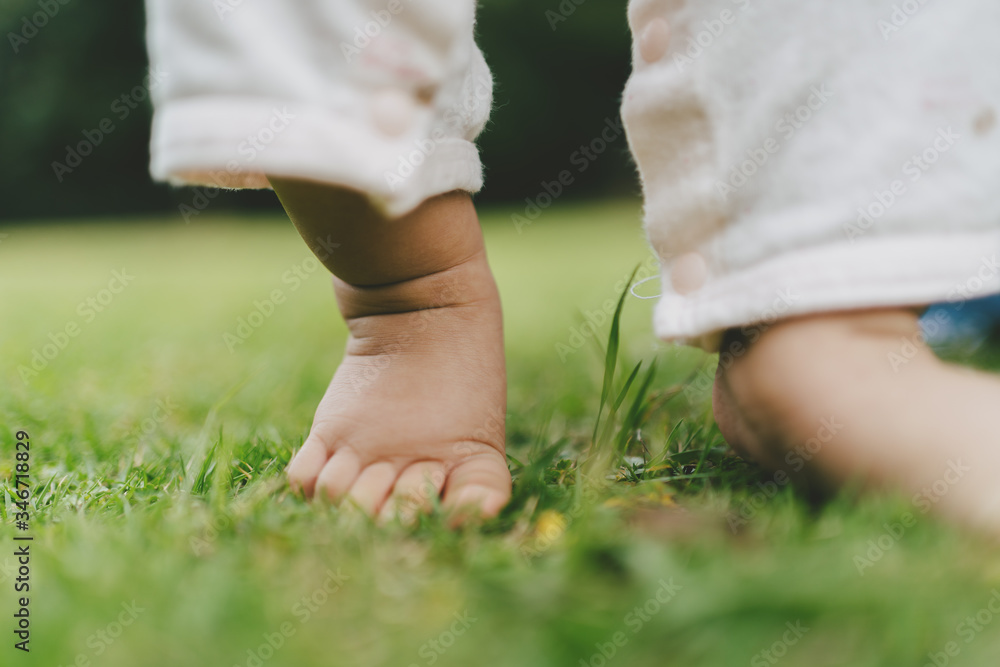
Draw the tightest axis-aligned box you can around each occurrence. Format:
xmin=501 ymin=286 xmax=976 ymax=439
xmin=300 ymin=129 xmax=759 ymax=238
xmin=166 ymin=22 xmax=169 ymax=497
xmin=0 ymin=0 xmax=636 ymax=222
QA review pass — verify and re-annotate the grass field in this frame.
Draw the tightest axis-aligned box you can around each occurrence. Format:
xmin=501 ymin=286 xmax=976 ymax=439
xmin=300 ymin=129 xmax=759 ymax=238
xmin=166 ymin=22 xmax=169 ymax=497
xmin=2 ymin=200 xmax=1000 ymax=667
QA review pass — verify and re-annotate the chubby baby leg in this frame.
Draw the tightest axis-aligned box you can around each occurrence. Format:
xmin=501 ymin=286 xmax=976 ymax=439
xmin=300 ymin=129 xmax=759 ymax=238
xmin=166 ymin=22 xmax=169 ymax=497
xmin=713 ymin=308 xmax=1000 ymax=531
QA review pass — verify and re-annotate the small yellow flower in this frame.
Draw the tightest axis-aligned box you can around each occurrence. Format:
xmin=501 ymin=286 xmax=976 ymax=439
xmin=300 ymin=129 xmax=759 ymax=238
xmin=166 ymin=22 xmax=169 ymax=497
xmin=535 ymin=510 xmax=567 ymax=541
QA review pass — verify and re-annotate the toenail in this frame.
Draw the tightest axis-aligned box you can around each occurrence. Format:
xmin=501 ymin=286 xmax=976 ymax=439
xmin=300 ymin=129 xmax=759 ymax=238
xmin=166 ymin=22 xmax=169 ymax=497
xmin=639 ymin=18 xmax=670 ymax=63
xmin=371 ymin=89 xmax=417 ymax=137
xmin=670 ymin=252 xmax=708 ymax=295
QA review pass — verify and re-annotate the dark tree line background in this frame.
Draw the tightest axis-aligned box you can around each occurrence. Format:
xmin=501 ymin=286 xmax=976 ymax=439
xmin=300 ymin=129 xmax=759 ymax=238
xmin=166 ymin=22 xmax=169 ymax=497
xmin=0 ymin=0 xmax=638 ymax=222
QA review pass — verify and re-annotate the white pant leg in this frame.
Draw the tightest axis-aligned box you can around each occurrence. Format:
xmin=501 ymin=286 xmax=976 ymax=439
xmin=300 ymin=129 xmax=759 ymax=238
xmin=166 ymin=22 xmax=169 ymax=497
xmin=623 ymin=0 xmax=1000 ymax=350
xmin=145 ymin=0 xmax=492 ymax=216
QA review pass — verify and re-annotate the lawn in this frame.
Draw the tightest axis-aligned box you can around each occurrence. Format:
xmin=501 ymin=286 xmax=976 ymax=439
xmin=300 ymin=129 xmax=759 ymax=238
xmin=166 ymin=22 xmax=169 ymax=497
xmin=2 ymin=200 xmax=1000 ymax=667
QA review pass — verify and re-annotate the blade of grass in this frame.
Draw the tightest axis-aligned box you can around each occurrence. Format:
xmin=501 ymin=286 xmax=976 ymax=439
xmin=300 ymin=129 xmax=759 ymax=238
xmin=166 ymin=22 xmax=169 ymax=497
xmin=664 ymin=418 xmax=685 ymax=455
xmin=616 ymin=358 xmax=659 ymax=456
xmin=596 ymin=360 xmax=644 ymax=461
xmin=612 ymin=361 xmax=643 ymax=413
xmin=591 ymin=265 xmax=640 ymax=446
xmin=692 ymin=436 xmax=714 ymax=477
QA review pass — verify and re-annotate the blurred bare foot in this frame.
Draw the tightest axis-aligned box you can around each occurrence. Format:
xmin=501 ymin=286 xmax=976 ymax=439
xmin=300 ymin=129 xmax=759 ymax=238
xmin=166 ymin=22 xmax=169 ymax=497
xmin=713 ymin=308 xmax=1000 ymax=532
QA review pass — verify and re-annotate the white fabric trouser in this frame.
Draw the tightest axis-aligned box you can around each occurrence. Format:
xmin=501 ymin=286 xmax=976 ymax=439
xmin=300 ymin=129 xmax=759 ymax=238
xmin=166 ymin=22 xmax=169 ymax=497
xmin=145 ymin=0 xmax=491 ymax=217
xmin=146 ymin=0 xmax=1000 ymax=350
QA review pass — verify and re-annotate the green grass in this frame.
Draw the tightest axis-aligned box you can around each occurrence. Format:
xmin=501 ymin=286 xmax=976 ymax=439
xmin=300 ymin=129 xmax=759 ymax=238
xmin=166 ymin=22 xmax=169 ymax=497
xmin=3 ymin=201 xmax=1000 ymax=667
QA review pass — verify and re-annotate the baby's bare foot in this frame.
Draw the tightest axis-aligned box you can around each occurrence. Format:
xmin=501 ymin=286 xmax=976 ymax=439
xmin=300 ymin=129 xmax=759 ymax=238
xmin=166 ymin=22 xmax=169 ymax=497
xmin=286 ymin=251 xmax=510 ymax=522
xmin=268 ymin=182 xmax=511 ymax=523
xmin=713 ymin=309 xmax=1000 ymax=532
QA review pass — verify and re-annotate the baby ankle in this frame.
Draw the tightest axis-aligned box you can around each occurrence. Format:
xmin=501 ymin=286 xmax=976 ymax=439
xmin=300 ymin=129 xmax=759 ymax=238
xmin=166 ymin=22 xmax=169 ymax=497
xmin=334 ymin=252 xmax=497 ymax=320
